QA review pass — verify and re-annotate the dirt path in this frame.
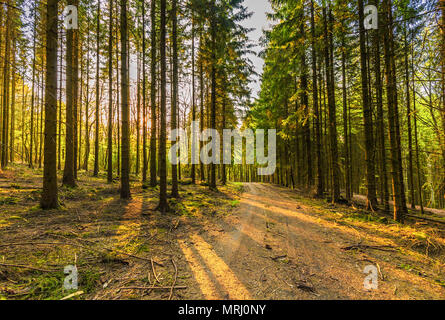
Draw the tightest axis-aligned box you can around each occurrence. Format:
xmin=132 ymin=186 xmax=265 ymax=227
xmin=178 ymin=183 xmax=445 ymax=300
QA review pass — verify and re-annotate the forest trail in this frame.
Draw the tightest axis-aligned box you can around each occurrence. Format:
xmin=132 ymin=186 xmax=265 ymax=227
xmin=179 ymin=183 xmax=445 ymax=300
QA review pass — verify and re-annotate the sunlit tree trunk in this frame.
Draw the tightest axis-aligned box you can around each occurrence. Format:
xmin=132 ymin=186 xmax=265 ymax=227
xmin=171 ymin=0 xmax=179 ymax=198
xmin=63 ymin=0 xmax=77 ymax=187
xmin=41 ymin=0 xmax=59 ymax=209
xmin=157 ymin=0 xmax=169 ymax=211
xmin=149 ymin=0 xmax=158 ymax=187
xmin=107 ymin=0 xmax=114 ymax=183
xmin=94 ymin=0 xmax=101 ymax=177
xmin=358 ymin=0 xmax=378 ymax=210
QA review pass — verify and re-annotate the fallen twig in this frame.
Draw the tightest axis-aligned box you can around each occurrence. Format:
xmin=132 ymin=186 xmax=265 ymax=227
xmin=169 ymin=259 xmax=178 ymax=300
xmin=271 ymin=255 xmax=287 ymax=261
xmin=341 ymin=244 xmax=395 ymax=252
xmin=0 ymin=262 xmax=56 ymax=273
xmin=121 ymin=286 xmax=187 ymax=291
xmin=406 ymin=214 xmax=445 ymax=225
xmin=61 ymin=291 xmax=84 ymax=300
xmin=151 ymin=258 xmax=160 ymax=284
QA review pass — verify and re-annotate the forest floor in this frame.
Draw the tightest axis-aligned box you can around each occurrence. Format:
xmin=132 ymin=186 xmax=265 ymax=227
xmin=0 ymin=164 xmax=444 ymax=300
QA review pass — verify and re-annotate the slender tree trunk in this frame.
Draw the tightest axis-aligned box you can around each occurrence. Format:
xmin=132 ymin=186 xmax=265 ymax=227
xmin=323 ymin=6 xmax=340 ymax=202
xmin=171 ymin=0 xmax=179 ymax=198
xmin=209 ymin=2 xmax=217 ymax=191
xmin=157 ymin=0 xmax=168 ymax=211
xmin=136 ymin=52 xmax=141 ymax=176
xmin=41 ymin=0 xmax=59 ymax=209
xmin=411 ymin=45 xmax=424 ymax=214
xmin=382 ymin=0 xmax=407 ymax=221
xmin=373 ymin=0 xmax=390 ymax=211
xmin=341 ymin=33 xmax=352 ymax=201
xmin=1 ymin=2 xmax=11 ymax=169
xmin=120 ymin=0 xmax=130 ymax=199
xmin=199 ymin=32 xmax=205 ymax=182
xmin=107 ymin=0 xmax=114 ymax=183
xmin=84 ymin=23 xmax=91 ymax=171
xmin=311 ymin=0 xmax=323 ymax=197
xmin=63 ymin=0 xmax=77 ymax=187
xmin=142 ymin=0 xmax=148 ymax=183
xmin=358 ymin=0 xmax=378 ymax=210
xmin=30 ymin=4 xmax=37 ymax=169
xmin=191 ymin=11 xmax=196 ymax=185
xmin=300 ymin=20 xmax=312 ymax=187
xmin=404 ymin=27 xmax=415 ymax=209
xmin=73 ymin=0 xmax=79 ymax=180
xmin=149 ymin=0 xmax=157 ymax=187
xmin=94 ymin=0 xmax=101 ymax=176
xmin=58 ymin=29 xmax=63 ymax=170
xmin=10 ymin=39 xmax=16 ymax=164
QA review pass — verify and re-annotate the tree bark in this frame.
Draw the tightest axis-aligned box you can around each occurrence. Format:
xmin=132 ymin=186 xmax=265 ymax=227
xmin=358 ymin=0 xmax=378 ymax=210
xmin=94 ymin=0 xmax=101 ymax=177
xmin=120 ymin=0 xmax=131 ymax=199
xmin=149 ymin=0 xmax=158 ymax=187
xmin=63 ymin=0 xmax=78 ymax=187
xmin=41 ymin=0 xmax=59 ymax=209
xmin=107 ymin=0 xmax=114 ymax=183
xmin=157 ymin=0 xmax=169 ymax=211
xmin=171 ymin=0 xmax=179 ymax=198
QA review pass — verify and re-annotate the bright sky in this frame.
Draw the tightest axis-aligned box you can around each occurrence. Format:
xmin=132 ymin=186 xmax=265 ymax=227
xmin=241 ymin=0 xmax=272 ymax=99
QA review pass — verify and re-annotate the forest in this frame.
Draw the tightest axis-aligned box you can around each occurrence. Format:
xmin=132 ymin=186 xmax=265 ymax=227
xmin=0 ymin=0 xmax=444 ymax=301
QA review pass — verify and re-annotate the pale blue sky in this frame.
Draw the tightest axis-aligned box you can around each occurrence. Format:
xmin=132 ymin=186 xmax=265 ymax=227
xmin=242 ymin=0 xmax=272 ymax=98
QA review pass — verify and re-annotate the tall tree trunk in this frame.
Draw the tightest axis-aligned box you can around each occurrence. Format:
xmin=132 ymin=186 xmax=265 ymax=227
xmin=311 ymin=0 xmax=323 ymax=197
xmin=382 ymin=0 xmax=407 ymax=221
xmin=404 ymin=27 xmax=415 ymax=209
xmin=171 ymin=0 xmax=179 ymax=198
xmin=30 ymin=4 xmax=37 ymax=169
xmin=191 ymin=11 xmax=196 ymax=185
xmin=372 ymin=0 xmax=390 ymax=211
xmin=149 ymin=0 xmax=157 ymax=187
xmin=107 ymin=0 xmax=114 ymax=183
xmin=199 ymin=33 xmax=205 ymax=182
xmin=136 ymin=52 xmax=141 ymax=175
xmin=157 ymin=0 xmax=169 ymax=211
xmin=120 ymin=0 xmax=130 ymax=199
xmin=63 ymin=0 xmax=77 ymax=187
xmin=411 ymin=45 xmax=424 ymax=214
xmin=341 ymin=34 xmax=352 ymax=201
xmin=10 ymin=40 xmax=16 ymax=164
xmin=84 ymin=23 xmax=91 ymax=171
xmin=73 ymin=0 xmax=79 ymax=180
xmin=142 ymin=0 xmax=148 ymax=183
xmin=94 ymin=0 xmax=101 ymax=176
xmin=58 ymin=29 xmax=63 ymax=170
xmin=1 ymin=1 xmax=11 ymax=169
xmin=209 ymin=1 xmax=217 ymax=191
xmin=358 ymin=0 xmax=378 ymax=210
xmin=300 ymin=20 xmax=312 ymax=187
xmin=41 ymin=0 xmax=59 ymax=209
xmin=323 ymin=5 xmax=340 ymax=202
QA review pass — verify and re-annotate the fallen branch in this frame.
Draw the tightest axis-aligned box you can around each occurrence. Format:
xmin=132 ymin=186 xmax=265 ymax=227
xmin=406 ymin=214 xmax=445 ymax=225
xmin=341 ymin=244 xmax=395 ymax=252
xmin=0 ymin=262 xmax=56 ymax=273
xmin=169 ymin=259 xmax=178 ymax=300
xmin=151 ymin=258 xmax=160 ymax=284
xmin=271 ymin=255 xmax=287 ymax=261
xmin=60 ymin=291 xmax=84 ymax=300
xmin=121 ymin=286 xmax=187 ymax=291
